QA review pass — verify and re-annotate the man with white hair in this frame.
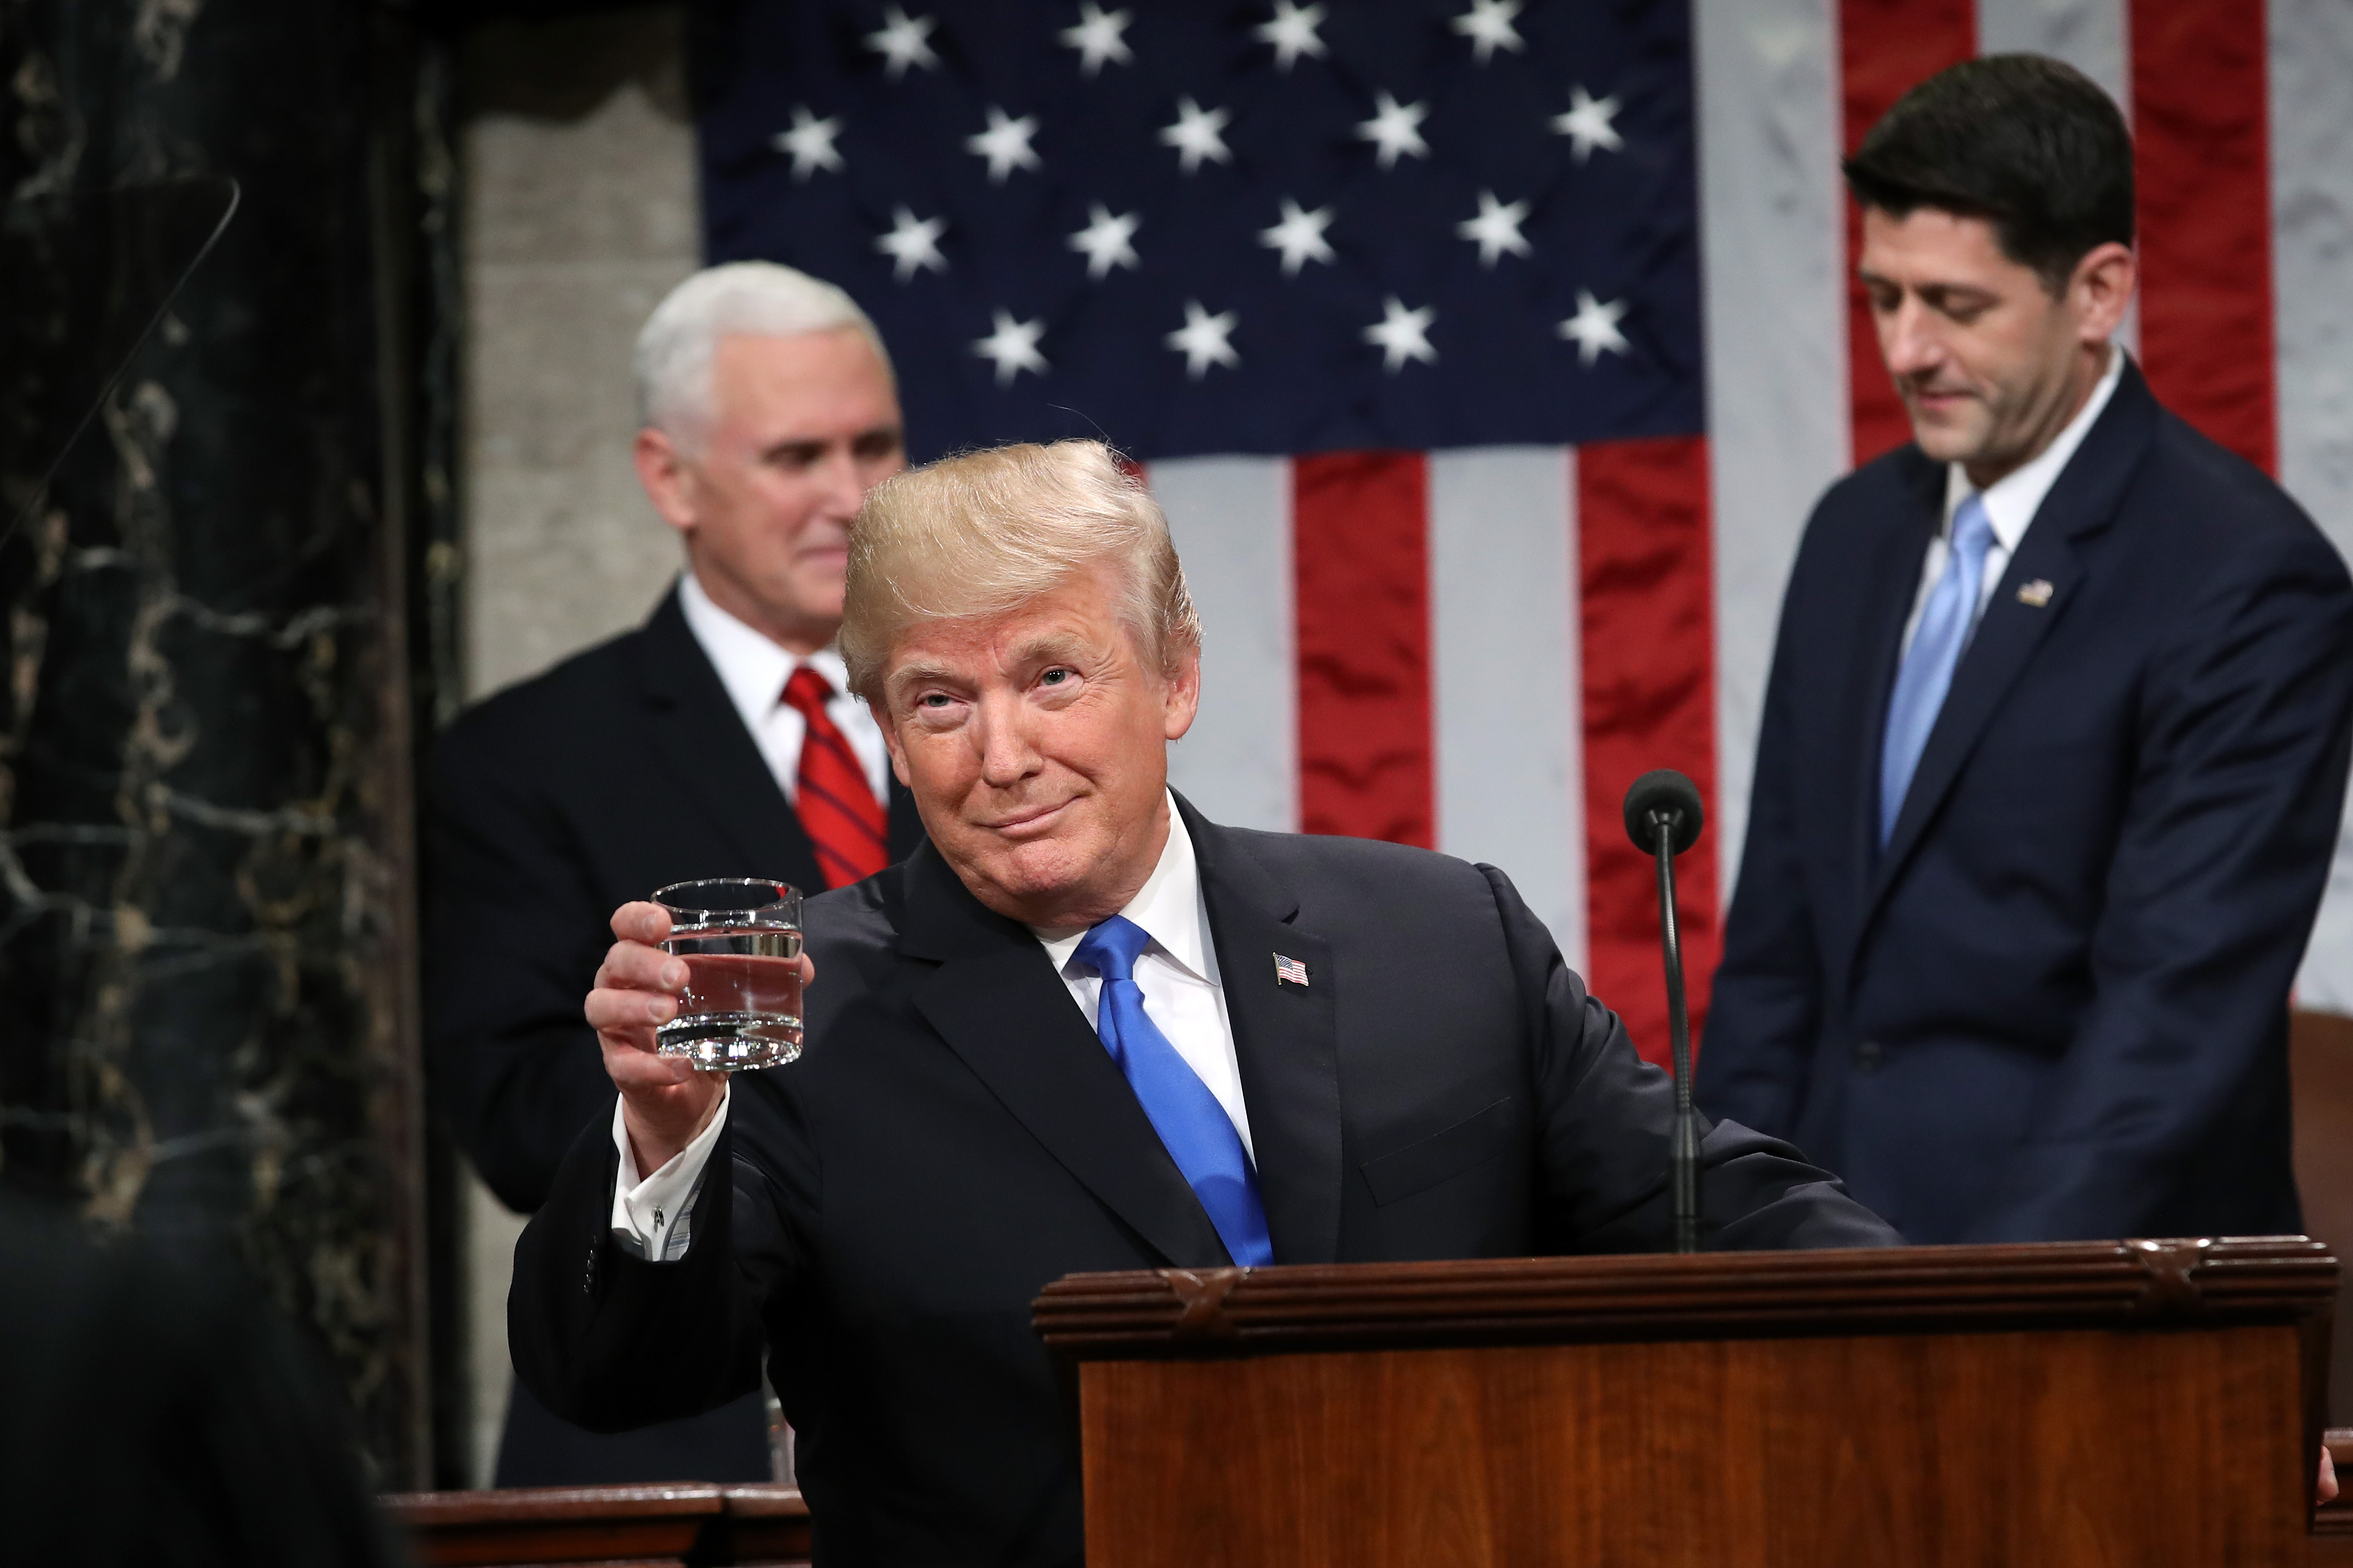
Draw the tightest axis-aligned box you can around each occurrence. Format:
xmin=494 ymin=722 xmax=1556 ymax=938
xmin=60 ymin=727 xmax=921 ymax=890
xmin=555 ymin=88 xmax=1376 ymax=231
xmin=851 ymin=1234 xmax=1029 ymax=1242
xmin=427 ymin=263 xmax=926 ymax=1483
xmin=508 ymin=441 xmax=1895 ymax=1562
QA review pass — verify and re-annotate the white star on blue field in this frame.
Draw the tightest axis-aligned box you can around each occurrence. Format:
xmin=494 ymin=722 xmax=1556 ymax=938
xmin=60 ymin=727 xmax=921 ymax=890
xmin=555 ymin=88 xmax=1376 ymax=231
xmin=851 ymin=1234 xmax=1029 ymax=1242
xmin=702 ymin=1 xmax=1701 ymax=461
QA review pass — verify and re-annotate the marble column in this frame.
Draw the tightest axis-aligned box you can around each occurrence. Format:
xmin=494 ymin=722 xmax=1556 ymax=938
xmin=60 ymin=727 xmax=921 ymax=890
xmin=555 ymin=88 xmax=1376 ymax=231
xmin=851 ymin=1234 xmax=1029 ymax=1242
xmin=0 ymin=0 xmax=434 ymax=1481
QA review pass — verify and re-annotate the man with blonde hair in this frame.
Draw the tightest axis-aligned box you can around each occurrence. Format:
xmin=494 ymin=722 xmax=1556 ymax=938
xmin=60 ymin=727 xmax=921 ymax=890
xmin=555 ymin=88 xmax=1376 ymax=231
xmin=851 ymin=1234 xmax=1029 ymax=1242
xmin=509 ymin=440 xmax=1894 ymax=1563
xmin=428 ymin=262 xmax=926 ymax=1483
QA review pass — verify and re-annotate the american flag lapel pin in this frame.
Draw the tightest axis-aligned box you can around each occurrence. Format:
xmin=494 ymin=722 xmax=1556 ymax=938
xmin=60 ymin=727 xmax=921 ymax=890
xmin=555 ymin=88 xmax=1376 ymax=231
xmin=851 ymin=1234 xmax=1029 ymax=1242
xmin=1274 ymin=953 xmax=1309 ymax=988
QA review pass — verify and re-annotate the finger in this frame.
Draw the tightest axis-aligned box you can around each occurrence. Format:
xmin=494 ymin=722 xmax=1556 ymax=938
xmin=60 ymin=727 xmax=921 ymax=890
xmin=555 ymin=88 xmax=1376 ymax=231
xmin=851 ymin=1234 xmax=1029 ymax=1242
xmin=604 ymin=1046 xmax=697 ymax=1091
xmin=595 ymin=940 xmax=689 ymax=995
xmin=610 ymin=900 xmax=672 ymax=946
xmin=801 ymin=950 xmax=817 ymax=987
xmin=586 ymin=983 xmax=683 ymax=1035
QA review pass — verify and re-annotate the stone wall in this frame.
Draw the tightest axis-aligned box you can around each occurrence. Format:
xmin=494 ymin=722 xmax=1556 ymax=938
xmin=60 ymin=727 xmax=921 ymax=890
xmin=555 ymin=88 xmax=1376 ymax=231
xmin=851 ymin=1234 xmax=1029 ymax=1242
xmin=0 ymin=0 xmax=434 ymax=1483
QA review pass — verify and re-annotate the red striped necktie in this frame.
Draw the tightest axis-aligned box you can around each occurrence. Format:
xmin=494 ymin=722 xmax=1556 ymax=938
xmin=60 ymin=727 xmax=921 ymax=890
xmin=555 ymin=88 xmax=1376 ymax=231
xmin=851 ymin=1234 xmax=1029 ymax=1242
xmin=780 ymin=665 xmax=887 ymax=889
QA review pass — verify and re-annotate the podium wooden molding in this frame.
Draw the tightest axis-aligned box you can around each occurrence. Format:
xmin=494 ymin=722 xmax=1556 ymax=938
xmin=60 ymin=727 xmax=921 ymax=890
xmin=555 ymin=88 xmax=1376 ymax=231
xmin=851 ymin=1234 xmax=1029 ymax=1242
xmin=1036 ymin=1238 xmax=2337 ymax=1567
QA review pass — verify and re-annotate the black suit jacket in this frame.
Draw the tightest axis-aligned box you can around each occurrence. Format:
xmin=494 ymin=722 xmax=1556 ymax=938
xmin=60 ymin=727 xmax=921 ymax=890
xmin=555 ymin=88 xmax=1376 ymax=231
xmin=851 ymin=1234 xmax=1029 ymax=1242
xmin=426 ymin=585 xmax=925 ymax=1213
xmin=510 ymin=797 xmax=1896 ymax=1566
xmin=1701 ymin=360 xmax=2353 ymax=1243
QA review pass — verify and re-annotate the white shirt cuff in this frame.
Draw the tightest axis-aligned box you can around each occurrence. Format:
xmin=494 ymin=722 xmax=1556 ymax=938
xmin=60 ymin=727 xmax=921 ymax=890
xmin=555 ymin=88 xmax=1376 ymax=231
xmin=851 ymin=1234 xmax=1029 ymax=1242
xmin=607 ymin=1082 xmax=730 ymax=1263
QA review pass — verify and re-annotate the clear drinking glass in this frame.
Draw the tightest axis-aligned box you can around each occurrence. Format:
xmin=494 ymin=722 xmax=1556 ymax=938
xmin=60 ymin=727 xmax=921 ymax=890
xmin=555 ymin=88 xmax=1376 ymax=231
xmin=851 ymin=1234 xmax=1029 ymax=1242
xmin=653 ymin=878 xmax=804 ymax=1071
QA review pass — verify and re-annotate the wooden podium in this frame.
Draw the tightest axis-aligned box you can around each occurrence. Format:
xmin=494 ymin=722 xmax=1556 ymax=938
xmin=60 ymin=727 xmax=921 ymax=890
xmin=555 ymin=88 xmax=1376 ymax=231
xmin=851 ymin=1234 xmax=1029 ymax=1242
xmin=1034 ymin=1237 xmax=2337 ymax=1567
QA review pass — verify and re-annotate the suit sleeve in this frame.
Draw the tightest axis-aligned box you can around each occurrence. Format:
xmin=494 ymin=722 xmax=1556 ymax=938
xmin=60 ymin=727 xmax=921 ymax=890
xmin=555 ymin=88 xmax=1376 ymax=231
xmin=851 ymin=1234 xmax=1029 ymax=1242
xmin=1479 ymin=866 xmax=1899 ymax=1253
xmin=1962 ymin=526 xmax=2353 ymax=1241
xmin=509 ymin=1103 xmax=810 ymax=1432
xmin=1696 ymin=527 xmax=1829 ymax=1140
xmin=424 ymin=721 xmax=622 ymax=1213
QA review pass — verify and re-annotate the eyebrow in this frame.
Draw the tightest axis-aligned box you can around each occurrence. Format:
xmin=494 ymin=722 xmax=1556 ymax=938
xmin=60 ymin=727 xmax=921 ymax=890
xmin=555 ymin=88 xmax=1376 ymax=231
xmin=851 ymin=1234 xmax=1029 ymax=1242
xmin=759 ymin=423 xmax=904 ymax=460
xmin=884 ymin=632 xmax=1103 ymax=703
xmin=1856 ymin=268 xmax=1998 ymax=304
xmin=885 ymin=661 xmax=963 ymax=701
xmin=1007 ymin=632 xmax=1095 ymax=666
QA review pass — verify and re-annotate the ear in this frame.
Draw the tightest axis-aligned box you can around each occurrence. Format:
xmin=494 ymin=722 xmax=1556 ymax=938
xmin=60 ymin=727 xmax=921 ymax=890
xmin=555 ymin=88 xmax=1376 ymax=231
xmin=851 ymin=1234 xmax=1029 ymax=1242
xmin=1162 ymin=644 xmax=1201 ymax=742
xmin=2069 ymin=242 xmax=2136 ymax=345
xmin=633 ymin=427 xmax=701 ymax=537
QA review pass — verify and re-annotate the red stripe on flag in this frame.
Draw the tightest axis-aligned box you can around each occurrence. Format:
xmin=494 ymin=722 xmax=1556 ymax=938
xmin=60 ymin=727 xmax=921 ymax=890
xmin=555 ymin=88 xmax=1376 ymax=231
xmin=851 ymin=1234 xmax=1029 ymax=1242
xmin=1293 ymin=452 xmax=1434 ymax=847
xmin=2129 ymin=0 xmax=2277 ymax=474
xmin=1578 ymin=438 xmax=1720 ymax=1070
xmin=1839 ymin=0 xmax=1975 ymax=466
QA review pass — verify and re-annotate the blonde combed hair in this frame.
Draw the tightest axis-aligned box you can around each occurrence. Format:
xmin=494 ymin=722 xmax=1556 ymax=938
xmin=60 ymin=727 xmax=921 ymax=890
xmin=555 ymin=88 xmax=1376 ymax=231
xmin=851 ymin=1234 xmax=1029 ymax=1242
xmin=841 ymin=440 xmax=1202 ymax=704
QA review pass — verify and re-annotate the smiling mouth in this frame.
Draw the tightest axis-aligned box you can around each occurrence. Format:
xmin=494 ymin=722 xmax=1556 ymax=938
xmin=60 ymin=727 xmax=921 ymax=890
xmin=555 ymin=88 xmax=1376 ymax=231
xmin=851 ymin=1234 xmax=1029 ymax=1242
xmin=982 ymin=799 xmax=1073 ymax=833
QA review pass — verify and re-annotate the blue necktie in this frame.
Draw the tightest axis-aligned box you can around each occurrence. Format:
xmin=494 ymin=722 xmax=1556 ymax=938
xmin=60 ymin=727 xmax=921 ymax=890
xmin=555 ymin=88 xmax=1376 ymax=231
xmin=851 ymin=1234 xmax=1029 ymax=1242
xmin=1073 ymin=915 xmax=1273 ymax=1267
xmin=1880 ymin=493 xmax=1997 ymax=845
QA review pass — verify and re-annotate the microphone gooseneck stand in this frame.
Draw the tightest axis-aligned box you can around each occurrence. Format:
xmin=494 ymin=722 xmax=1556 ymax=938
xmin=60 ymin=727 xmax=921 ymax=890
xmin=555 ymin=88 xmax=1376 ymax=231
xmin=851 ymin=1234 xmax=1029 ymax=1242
xmin=1622 ymin=769 xmax=1705 ymax=1254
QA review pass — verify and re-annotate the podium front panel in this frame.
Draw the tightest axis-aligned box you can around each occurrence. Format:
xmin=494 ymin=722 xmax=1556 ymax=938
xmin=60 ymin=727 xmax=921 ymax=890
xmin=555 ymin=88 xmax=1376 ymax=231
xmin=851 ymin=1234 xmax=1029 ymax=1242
xmin=1037 ymin=1239 xmax=2336 ymax=1568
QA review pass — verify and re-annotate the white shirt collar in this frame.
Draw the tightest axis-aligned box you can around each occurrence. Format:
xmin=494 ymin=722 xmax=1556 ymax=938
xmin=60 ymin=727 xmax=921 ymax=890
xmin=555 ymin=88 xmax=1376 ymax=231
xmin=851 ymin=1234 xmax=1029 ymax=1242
xmin=1033 ymin=792 xmax=1218 ymax=985
xmin=1944 ymin=344 xmax=2127 ymax=553
xmin=675 ymin=570 xmax=853 ymax=724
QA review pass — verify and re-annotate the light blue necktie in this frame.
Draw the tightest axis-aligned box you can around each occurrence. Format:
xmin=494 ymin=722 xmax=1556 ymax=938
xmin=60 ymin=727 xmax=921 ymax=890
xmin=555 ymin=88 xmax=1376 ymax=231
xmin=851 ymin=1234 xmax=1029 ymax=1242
xmin=1073 ymin=915 xmax=1273 ymax=1267
xmin=1879 ymin=493 xmax=1996 ymax=846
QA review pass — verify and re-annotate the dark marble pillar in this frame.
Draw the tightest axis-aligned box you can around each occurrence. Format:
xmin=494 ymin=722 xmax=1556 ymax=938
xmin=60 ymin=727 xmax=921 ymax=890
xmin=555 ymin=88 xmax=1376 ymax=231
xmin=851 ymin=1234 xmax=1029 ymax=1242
xmin=0 ymin=0 xmax=440 ymax=1482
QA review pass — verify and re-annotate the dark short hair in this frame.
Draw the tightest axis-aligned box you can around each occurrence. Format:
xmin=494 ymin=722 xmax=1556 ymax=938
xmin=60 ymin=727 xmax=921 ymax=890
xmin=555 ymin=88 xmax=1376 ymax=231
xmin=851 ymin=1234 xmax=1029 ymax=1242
xmin=1844 ymin=54 xmax=2133 ymax=291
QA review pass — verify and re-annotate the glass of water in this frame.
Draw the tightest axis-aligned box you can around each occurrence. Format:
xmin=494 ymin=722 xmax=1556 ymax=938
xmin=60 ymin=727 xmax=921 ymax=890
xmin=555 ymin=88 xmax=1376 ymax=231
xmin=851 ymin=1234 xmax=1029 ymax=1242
xmin=652 ymin=878 xmax=804 ymax=1071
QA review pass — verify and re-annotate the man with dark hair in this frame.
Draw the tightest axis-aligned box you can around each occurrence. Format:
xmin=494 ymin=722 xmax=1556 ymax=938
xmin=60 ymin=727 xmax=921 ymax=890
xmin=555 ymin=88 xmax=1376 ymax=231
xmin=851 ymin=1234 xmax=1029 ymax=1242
xmin=1699 ymin=55 xmax=2353 ymax=1244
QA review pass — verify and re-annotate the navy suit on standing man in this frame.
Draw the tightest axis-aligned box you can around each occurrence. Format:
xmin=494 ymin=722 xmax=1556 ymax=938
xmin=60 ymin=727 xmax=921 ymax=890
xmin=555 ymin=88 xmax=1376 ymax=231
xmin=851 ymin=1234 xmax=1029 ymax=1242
xmin=428 ymin=264 xmax=924 ymax=1482
xmin=1700 ymin=55 xmax=2353 ymax=1243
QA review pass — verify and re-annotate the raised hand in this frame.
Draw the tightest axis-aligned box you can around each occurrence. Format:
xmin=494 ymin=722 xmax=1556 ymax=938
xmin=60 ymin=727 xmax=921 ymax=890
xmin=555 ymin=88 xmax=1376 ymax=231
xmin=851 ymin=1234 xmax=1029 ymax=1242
xmin=585 ymin=901 xmax=813 ymax=1174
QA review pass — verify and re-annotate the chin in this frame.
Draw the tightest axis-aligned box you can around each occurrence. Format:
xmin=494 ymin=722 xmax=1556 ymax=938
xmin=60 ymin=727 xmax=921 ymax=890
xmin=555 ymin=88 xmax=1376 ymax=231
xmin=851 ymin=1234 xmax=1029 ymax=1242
xmin=970 ymin=835 xmax=1094 ymax=906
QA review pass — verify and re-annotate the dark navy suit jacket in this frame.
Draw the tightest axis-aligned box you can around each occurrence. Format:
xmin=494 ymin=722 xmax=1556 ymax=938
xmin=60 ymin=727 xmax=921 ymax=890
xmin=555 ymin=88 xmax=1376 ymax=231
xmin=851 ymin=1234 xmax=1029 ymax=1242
xmin=510 ymin=797 xmax=1895 ymax=1566
xmin=426 ymin=585 xmax=924 ymax=1483
xmin=427 ymin=585 xmax=924 ymax=1212
xmin=1700 ymin=359 xmax=2353 ymax=1244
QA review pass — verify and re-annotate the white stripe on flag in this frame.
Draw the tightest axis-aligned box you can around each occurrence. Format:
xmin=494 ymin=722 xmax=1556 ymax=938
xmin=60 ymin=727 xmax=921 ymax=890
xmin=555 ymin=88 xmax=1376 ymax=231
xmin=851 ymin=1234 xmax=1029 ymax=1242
xmin=1695 ymin=0 xmax=1848 ymax=895
xmin=1152 ymin=454 xmax=1298 ymax=833
xmin=1429 ymin=447 xmax=1586 ymax=970
xmin=1976 ymin=0 xmax=2138 ymax=353
xmin=2272 ymin=0 xmax=2353 ymax=1009
xmin=1976 ymin=0 xmax=2129 ymax=112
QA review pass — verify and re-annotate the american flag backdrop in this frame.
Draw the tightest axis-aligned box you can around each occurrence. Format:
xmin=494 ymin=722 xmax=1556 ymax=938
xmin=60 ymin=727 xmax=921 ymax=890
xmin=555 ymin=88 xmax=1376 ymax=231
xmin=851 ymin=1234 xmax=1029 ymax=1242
xmin=696 ymin=0 xmax=2353 ymax=1064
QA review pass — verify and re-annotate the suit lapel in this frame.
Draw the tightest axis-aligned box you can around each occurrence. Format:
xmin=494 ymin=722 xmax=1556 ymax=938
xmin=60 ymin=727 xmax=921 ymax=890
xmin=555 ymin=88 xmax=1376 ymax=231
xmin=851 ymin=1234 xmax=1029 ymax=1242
xmin=1180 ymin=795 xmax=1343 ymax=1266
xmin=1862 ymin=361 xmax=2159 ymax=926
xmin=636 ymin=588 xmax=826 ymax=894
xmin=897 ymin=843 xmax=1230 ymax=1269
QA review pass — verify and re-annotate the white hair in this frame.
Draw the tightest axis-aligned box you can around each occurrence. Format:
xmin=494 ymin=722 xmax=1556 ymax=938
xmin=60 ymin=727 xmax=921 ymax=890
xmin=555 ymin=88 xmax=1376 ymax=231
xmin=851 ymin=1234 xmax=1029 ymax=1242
xmin=631 ymin=262 xmax=891 ymax=444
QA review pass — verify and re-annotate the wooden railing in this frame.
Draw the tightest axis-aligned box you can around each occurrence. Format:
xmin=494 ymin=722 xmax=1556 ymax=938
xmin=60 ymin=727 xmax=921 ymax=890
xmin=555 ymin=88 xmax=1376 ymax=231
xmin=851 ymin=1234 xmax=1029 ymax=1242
xmin=380 ymin=1480 xmax=810 ymax=1567
xmin=385 ymin=1441 xmax=2353 ymax=1565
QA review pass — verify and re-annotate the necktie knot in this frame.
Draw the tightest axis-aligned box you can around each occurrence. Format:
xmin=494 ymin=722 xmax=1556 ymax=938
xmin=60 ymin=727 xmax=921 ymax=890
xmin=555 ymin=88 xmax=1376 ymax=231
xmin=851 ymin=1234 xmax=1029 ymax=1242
xmin=1074 ymin=914 xmax=1151 ymax=986
xmin=1950 ymin=493 xmax=1994 ymax=567
xmin=781 ymin=664 xmax=835 ymax=715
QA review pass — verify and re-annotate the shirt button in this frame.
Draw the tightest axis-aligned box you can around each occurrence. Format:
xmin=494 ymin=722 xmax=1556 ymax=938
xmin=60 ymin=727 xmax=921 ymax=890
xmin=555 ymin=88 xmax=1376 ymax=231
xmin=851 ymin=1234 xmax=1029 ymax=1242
xmin=1855 ymin=1040 xmax=1884 ymax=1074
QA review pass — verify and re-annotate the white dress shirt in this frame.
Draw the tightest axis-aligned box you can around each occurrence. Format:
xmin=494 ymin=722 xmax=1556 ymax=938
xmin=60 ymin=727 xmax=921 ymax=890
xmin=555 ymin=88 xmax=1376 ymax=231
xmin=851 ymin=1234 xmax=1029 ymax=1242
xmin=676 ymin=570 xmax=891 ymax=806
xmin=608 ymin=792 xmax=1251 ymax=1257
xmin=1899 ymin=345 xmax=2126 ymax=655
xmin=1028 ymin=799 xmax=1254 ymax=1159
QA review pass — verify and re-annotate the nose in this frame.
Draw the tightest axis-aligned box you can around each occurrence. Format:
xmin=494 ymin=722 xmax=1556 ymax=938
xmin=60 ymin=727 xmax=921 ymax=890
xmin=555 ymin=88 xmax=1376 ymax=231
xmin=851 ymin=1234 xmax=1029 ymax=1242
xmin=813 ymin=445 xmax=866 ymax=518
xmin=1878 ymin=296 xmax=1942 ymax=382
xmin=972 ymin=688 xmax=1044 ymax=788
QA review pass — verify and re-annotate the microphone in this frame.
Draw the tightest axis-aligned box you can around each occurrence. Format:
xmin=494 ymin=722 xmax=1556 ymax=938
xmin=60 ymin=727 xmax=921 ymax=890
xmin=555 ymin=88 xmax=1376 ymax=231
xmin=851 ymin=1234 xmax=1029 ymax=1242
xmin=1623 ymin=769 xmax=1705 ymax=1254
